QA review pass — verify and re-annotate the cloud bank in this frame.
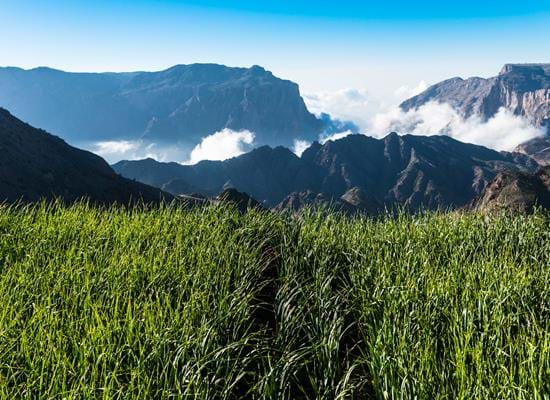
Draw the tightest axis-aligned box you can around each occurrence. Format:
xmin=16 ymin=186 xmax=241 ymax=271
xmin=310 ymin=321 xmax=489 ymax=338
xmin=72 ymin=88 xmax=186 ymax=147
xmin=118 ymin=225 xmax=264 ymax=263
xmin=89 ymin=129 xmax=256 ymax=165
xmin=369 ymin=102 xmax=543 ymax=151
xmin=184 ymin=129 xmax=255 ymax=164
xmin=304 ymin=89 xmax=371 ymax=132
xmin=91 ymin=140 xmax=186 ymax=164
xmin=305 ymin=84 xmax=543 ymax=151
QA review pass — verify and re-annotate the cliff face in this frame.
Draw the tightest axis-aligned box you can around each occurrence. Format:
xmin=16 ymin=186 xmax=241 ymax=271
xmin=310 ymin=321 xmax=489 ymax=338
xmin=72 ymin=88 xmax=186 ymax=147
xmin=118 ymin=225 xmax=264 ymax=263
xmin=400 ymin=64 xmax=550 ymax=129
xmin=0 ymin=64 xmax=322 ymax=148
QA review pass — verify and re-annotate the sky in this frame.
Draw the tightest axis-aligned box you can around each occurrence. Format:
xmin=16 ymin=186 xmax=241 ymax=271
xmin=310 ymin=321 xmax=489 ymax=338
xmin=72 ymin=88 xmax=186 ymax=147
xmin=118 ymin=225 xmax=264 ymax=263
xmin=1 ymin=0 xmax=549 ymax=163
xmin=1 ymin=0 xmax=549 ymax=98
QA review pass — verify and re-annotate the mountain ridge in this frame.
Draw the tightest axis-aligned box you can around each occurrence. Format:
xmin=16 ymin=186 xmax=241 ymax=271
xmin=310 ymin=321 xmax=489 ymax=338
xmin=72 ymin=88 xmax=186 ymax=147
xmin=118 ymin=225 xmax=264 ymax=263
xmin=113 ymin=133 xmax=539 ymax=211
xmin=0 ymin=108 xmax=170 ymax=204
xmin=0 ymin=63 xmax=322 ymax=148
xmin=400 ymin=63 xmax=550 ymax=129
xmin=472 ymin=165 xmax=550 ymax=213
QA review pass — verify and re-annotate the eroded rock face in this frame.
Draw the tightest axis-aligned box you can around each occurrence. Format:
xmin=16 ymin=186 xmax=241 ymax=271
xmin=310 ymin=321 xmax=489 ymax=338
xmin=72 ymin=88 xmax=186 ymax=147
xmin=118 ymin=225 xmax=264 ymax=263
xmin=0 ymin=64 xmax=322 ymax=148
xmin=0 ymin=108 xmax=170 ymax=204
xmin=400 ymin=63 xmax=550 ymax=129
xmin=472 ymin=166 xmax=550 ymax=213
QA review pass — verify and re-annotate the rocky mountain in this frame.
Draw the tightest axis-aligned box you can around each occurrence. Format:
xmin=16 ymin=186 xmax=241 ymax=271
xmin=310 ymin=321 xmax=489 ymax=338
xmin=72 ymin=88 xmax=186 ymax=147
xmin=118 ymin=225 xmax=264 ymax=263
xmin=514 ymin=136 xmax=550 ymax=166
xmin=0 ymin=108 xmax=169 ymax=204
xmin=472 ymin=165 xmax=550 ymax=213
xmin=113 ymin=133 xmax=538 ymax=212
xmin=400 ymin=63 xmax=550 ymax=165
xmin=0 ymin=64 xmax=321 ymax=148
xmin=400 ymin=63 xmax=550 ymax=129
xmin=114 ymin=145 xmax=322 ymax=207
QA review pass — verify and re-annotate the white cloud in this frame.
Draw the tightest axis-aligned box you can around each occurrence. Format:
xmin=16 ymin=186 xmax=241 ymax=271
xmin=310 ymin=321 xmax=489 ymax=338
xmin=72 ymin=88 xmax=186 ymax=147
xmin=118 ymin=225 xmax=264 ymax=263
xmin=91 ymin=140 xmax=184 ymax=163
xmin=185 ymin=129 xmax=255 ymax=164
xmin=305 ymin=82 xmax=542 ymax=152
xmin=89 ymin=129 xmax=255 ymax=165
xmin=303 ymin=88 xmax=372 ymax=131
xmin=94 ymin=140 xmax=139 ymax=155
xmin=393 ymin=80 xmax=429 ymax=102
xmin=319 ymin=130 xmax=354 ymax=144
xmin=368 ymin=102 xmax=543 ymax=151
xmin=292 ymin=139 xmax=311 ymax=156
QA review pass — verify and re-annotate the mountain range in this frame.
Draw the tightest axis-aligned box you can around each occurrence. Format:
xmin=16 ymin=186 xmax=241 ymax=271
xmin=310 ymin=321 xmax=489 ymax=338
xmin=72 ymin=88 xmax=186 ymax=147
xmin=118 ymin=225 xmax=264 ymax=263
xmin=2 ymin=62 xmax=550 ymax=212
xmin=113 ymin=133 xmax=538 ymax=211
xmin=0 ymin=108 xmax=169 ymax=204
xmin=400 ymin=63 xmax=550 ymax=164
xmin=401 ymin=63 xmax=549 ymax=129
xmin=0 ymin=64 xmax=321 ymax=149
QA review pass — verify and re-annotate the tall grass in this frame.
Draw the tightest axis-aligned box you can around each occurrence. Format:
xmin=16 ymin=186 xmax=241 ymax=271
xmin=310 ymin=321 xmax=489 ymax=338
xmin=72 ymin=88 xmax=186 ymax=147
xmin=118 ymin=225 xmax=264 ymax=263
xmin=0 ymin=202 xmax=547 ymax=399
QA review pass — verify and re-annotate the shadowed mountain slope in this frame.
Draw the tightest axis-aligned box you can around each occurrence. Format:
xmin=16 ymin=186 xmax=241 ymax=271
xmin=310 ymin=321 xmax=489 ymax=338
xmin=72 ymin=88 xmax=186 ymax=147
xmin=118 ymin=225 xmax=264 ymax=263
xmin=0 ymin=108 xmax=169 ymax=204
xmin=472 ymin=165 xmax=550 ymax=213
xmin=114 ymin=133 xmax=538 ymax=211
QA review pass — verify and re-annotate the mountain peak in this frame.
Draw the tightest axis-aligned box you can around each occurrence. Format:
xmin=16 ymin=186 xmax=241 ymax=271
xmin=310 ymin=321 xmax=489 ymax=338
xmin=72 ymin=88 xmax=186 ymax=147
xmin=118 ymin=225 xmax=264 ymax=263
xmin=0 ymin=63 xmax=322 ymax=149
xmin=114 ymin=133 xmax=539 ymax=212
xmin=249 ymin=64 xmax=267 ymax=73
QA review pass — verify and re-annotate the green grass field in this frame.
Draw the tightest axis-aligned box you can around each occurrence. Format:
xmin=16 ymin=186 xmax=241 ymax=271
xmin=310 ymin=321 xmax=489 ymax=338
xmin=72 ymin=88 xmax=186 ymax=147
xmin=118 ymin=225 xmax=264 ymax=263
xmin=0 ymin=203 xmax=548 ymax=399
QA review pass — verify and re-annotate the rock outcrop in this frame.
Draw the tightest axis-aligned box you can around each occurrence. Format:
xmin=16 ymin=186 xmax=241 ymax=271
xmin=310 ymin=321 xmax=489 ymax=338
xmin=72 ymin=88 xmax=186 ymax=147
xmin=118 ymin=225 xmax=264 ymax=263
xmin=514 ymin=136 xmax=550 ymax=166
xmin=472 ymin=165 xmax=550 ymax=213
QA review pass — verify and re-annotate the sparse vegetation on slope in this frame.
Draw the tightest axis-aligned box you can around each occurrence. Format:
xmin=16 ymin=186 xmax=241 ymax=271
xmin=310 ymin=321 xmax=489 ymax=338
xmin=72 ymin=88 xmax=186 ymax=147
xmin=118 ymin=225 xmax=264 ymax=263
xmin=0 ymin=203 xmax=548 ymax=399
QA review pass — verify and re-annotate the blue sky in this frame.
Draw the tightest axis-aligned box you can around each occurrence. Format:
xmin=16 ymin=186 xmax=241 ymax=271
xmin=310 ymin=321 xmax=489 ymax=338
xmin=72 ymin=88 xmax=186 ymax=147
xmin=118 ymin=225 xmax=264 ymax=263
xmin=1 ymin=0 xmax=549 ymax=97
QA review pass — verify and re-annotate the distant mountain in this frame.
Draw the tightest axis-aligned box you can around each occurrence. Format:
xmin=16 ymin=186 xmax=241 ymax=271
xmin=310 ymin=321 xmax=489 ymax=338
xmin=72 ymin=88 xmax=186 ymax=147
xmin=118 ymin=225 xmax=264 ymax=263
xmin=0 ymin=108 xmax=169 ymax=204
xmin=113 ymin=133 xmax=538 ymax=211
xmin=0 ymin=64 xmax=322 ymax=148
xmin=114 ymin=145 xmax=321 ymax=207
xmin=472 ymin=165 xmax=550 ymax=213
xmin=176 ymin=188 xmax=265 ymax=213
xmin=273 ymin=187 xmax=381 ymax=215
xmin=401 ymin=63 xmax=550 ymax=129
xmin=400 ymin=63 xmax=550 ymax=165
